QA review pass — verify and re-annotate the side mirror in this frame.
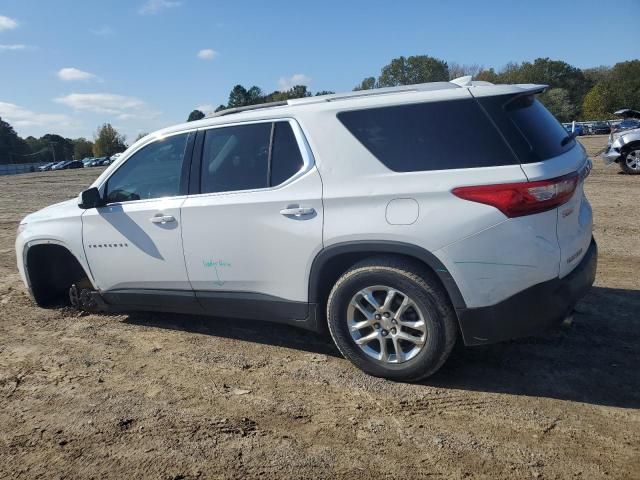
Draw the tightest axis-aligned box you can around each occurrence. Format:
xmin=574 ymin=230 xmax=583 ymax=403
xmin=78 ymin=187 xmax=105 ymax=209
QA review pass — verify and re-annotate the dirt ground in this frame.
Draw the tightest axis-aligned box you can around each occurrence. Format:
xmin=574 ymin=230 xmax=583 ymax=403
xmin=0 ymin=135 xmax=638 ymax=479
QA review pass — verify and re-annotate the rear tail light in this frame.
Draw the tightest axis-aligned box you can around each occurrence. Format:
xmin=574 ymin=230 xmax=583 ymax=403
xmin=452 ymin=172 xmax=579 ymax=218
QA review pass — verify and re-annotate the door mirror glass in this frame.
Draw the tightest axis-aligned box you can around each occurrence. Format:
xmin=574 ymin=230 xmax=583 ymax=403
xmin=78 ymin=187 xmax=105 ymax=209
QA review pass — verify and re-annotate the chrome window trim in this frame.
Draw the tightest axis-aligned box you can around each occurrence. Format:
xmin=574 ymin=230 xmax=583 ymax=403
xmin=188 ymin=117 xmax=316 ymax=199
xmin=95 ymin=129 xmax=195 ymax=206
xmin=96 ymin=117 xmax=316 ymax=206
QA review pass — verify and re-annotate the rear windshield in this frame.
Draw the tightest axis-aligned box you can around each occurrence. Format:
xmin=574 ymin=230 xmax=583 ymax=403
xmin=337 ymin=99 xmax=517 ymax=172
xmin=477 ymin=94 xmax=575 ymax=163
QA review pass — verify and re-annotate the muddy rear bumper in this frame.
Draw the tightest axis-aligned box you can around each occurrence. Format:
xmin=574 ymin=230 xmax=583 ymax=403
xmin=457 ymin=238 xmax=597 ymax=346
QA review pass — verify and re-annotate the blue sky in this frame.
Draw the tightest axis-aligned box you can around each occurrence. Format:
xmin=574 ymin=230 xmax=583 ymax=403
xmin=0 ymin=0 xmax=638 ymax=141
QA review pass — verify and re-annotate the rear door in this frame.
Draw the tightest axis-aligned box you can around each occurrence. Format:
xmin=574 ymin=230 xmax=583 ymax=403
xmin=475 ymin=92 xmax=592 ymax=277
xmin=180 ymin=119 xmax=323 ymax=317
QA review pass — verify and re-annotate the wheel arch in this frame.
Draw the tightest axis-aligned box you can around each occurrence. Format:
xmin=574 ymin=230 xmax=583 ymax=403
xmin=23 ymin=240 xmax=94 ymax=306
xmin=308 ymin=241 xmax=466 ymax=313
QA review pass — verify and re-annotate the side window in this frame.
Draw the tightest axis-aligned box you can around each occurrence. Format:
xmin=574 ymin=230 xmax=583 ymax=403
xmin=270 ymin=122 xmax=304 ymax=186
xmin=105 ymin=133 xmax=189 ymax=203
xmin=337 ymin=99 xmax=517 ymax=172
xmin=201 ymin=123 xmax=271 ymax=194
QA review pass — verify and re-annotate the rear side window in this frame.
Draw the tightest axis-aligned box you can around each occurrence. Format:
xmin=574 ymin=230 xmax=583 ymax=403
xmin=337 ymin=99 xmax=516 ymax=172
xmin=200 ymin=121 xmax=305 ymax=194
xmin=477 ymin=94 xmax=574 ymax=163
xmin=201 ymin=123 xmax=271 ymax=194
xmin=270 ymin=122 xmax=304 ymax=186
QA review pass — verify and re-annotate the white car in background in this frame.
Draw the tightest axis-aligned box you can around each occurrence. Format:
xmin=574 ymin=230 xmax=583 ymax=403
xmin=16 ymin=77 xmax=597 ymax=380
xmin=602 ymin=109 xmax=640 ymax=174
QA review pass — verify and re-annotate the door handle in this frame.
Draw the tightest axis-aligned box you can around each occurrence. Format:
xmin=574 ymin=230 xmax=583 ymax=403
xmin=150 ymin=214 xmax=176 ymax=224
xmin=280 ymin=205 xmax=315 ymax=218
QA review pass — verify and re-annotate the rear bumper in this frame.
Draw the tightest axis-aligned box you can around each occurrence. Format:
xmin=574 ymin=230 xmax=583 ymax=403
xmin=601 ymin=147 xmax=620 ymax=164
xmin=457 ymin=238 xmax=597 ymax=346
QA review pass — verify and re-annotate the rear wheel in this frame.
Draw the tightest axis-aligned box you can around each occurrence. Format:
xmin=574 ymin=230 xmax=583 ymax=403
xmin=327 ymin=257 xmax=458 ymax=381
xmin=620 ymin=146 xmax=640 ymax=175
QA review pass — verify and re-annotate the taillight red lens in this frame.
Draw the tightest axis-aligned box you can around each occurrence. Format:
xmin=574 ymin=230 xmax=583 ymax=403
xmin=452 ymin=172 xmax=579 ymax=218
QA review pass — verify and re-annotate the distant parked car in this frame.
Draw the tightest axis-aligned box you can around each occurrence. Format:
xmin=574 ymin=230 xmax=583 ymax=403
xmin=38 ymin=162 xmax=56 ymax=172
xmin=615 ymin=118 xmax=640 ymax=131
xmin=590 ymin=122 xmax=611 ymax=135
xmin=602 ymin=109 xmax=640 ymax=174
xmin=87 ymin=157 xmax=106 ymax=167
xmin=50 ymin=161 xmax=69 ymax=170
xmin=64 ymin=160 xmax=84 ymax=169
xmin=563 ymin=123 xmax=584 ymax=136
xmin=82 ymin=158 xmax=95 ymax=167
xmin=52 ymin=160 xmax=83 ymax=170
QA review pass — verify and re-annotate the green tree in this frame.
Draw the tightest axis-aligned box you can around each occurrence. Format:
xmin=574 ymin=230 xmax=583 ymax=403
xmin=583 ymin=66 xmax=611 ymax=86
xmin=228 ymin=85 xmax=249 ymax=108
xmin=607 ymin=60 xmax=640 ymax=110
xmin=135 ymin=132 xmax=149 ymax=142
xmin=73 ymin=137 xmax=94 ymax=159
xmin=517 ymin=58 xmax=588 ymax=105
xmin=539 ymin=88 xmax=577 ymax=122
xmin=377 ymin=55 xmax=449 ymax=87
xmin=246 ymin=86 xmax=264 ymax=105
xmin=475 ymin=68 xmax=500 ymax=83
xmin=40 ymin=134 xmax=73 ymax=162
xmin=354 ymin=77 xmax=376 ymax=91
xmin=287 ymin=85 xmax=311 ymax=99
xmin=581 ymin=83 xmax=615 ymax=120
xmin=315 ymin=90 xmax=335 ymax=96
xmin=448 ymin=62 xmax=484 ymax=80
xmin=187 ymin=109 xmax=205 ymax=122
xmin=93 ymin=123 xmax=127 ymax=157
xmin=0 ymin=117 xmax=29 ymax=163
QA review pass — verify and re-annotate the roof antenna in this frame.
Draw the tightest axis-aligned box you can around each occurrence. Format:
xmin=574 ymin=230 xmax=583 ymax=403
xmin=450 ymin=75 xmax=473 ymax=87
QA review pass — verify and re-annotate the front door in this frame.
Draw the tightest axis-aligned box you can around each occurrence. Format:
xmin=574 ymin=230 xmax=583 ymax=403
xmin=180 ymin=120 xmax=323 ymax=319
xmin=82 ymin=132 xmax=194 ymax=295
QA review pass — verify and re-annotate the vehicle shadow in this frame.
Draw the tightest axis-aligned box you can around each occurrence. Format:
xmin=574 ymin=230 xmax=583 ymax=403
xmin=124 ymin=286 xmax=640 ymax=409
xmin=123 ymin=311 xmax=340 ymax=357
xmin=428 ymin=286 xmax=640 ymax=409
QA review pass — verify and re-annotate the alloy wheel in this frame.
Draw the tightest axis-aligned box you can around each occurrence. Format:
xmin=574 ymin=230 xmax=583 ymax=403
xmin=347 ymin=285 xmax=427 ymax=364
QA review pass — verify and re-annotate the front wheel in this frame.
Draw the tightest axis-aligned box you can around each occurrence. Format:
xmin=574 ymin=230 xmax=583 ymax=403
xmin=620 ymin=147 xmax=640 ymax=175
xmin=327 ymin=257 xmax=458 ymax=381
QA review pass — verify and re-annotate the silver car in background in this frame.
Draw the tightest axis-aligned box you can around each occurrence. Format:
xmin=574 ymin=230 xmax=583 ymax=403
xmin=602 ymin=109 xmax=640 ymax=174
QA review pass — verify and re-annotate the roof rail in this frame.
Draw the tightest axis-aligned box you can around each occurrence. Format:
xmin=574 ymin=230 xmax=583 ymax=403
xmin=207 ymin=100 xmax=289 ymax=118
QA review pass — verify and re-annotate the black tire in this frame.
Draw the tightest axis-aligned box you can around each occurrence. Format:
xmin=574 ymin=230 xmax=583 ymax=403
xmin=619 ymin=144 xmax=640 ymax=175
xmin=327 ymin=257 xmax=458 ymax=381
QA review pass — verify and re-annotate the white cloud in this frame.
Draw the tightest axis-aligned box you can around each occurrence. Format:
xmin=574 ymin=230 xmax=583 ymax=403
xmin=54 ymin=93 xmax=145 ymax=115
xmin=0 ymin=15 xmax=18 ymax=31
xmin=0 ymin=101 xmax=72 ymax=130
xmin=90 ymin=26 xmax=114 ymax=37
xmin=0 ymin=44 xmax=27 ymax=51
xmin=196 ymin=104 xmax=215 ymax=115
xmin=278 ymin=73 xmax=312 ymax=91
xmin=138 ymin=0 xmax=182 ymax=15
xmin=197 ymin=49 xmax=217 ymax=60
xmin=57 ymin=67 xmax=97 ymax=82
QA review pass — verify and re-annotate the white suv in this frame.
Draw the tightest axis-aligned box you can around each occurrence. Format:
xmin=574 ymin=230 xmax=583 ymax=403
xmin=16 ymin=78 xmax=597 ymax=380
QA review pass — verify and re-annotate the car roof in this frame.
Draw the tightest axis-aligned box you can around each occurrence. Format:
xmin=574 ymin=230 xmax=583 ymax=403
xmin=143 ymin=79 xmax=547 ymax=142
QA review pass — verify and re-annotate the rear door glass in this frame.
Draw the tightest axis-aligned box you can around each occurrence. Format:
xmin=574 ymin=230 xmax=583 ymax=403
xmin=270 ymin=122 xmax=304 ymax=186
xmin=337 ymin=99 xmax=517 ymax=172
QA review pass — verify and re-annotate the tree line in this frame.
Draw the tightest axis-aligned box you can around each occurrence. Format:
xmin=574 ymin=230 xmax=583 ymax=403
xmin=189 ymin=56 xmax=639 ymax=124
xmin=3 ymin=54 xmax=638 ymax=164
xmin=0 ymin=121 xmax=130 ymax=165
